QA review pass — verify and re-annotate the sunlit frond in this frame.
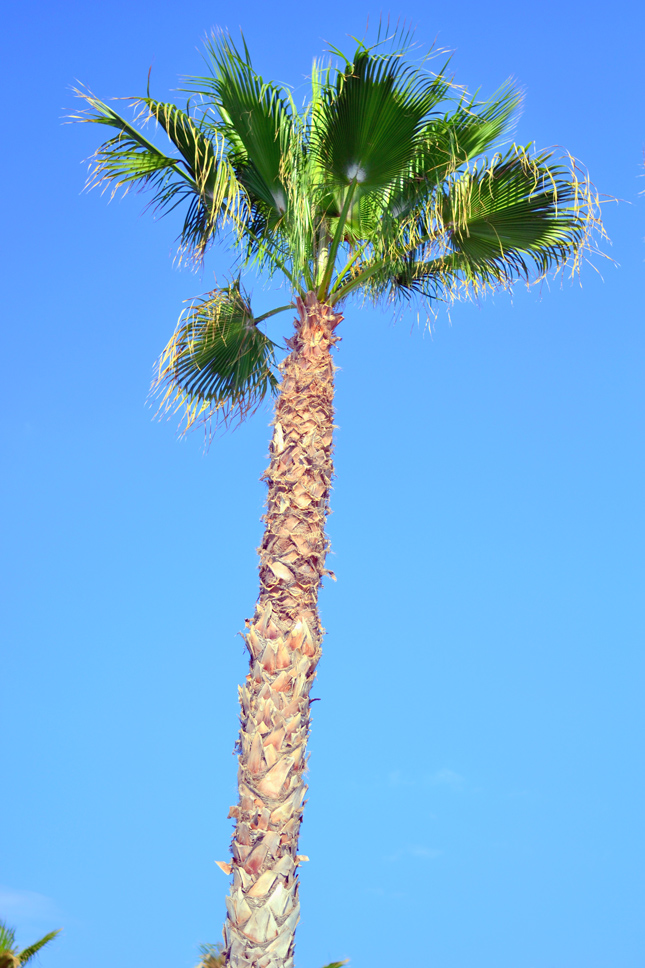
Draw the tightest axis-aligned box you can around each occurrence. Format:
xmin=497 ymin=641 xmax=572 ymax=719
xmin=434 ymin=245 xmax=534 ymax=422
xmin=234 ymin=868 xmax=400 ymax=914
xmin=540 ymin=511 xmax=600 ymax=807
xmin=71 ymin=87 xmax=195 ymax=198
xmin=184 ymin=33 xmax=294 ymax=219
xmin=335 ymin=144 xmax=605 ymax=309
xmin=375 ymin=83 xmax=522 ymax=227
xmin=0 ymin=922 xmax=60 ymax=968
xmin=440 ymin=146 xmax=604 ymax=287
xmin=18 ymin=932 xmax=61 ymax=966
xmin=310 ymin=48 xmax=449 ymax=194
xmin=71 ymin=88 xmax=253 ymax=263
xmin=431 ymin=83 xmax=522 ymax=164
xmin=152 ymin=281 xmax=284 ymax=435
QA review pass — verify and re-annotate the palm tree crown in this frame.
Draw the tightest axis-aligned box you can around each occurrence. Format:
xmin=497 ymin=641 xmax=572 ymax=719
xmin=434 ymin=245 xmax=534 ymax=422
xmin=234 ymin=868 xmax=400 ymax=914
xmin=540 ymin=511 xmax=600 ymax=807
xmin=73 ymin=26 xmax=603 ymax=434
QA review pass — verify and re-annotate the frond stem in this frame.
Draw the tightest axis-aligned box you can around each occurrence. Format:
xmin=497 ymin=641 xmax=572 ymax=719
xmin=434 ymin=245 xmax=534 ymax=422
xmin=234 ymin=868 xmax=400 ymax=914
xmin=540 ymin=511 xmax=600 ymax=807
xmin=318 ymin=179 xmax=358 ymax=300
xmin=328 ymin=259 xmax=385 ymax=306
xmin=329 ymin=239 xmax=371 ymax=296
xmin=254 ymin=304 xmax=295 ymax=325
xmin=242 ymin=227 xmax=305 ymax=296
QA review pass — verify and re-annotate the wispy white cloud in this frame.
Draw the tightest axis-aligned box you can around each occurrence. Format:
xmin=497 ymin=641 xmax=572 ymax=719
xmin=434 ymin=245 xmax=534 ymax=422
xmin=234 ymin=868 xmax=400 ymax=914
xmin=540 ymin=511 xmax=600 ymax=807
xmin=385 ymin=845 xmax=443 ymax=862
xmin=428 ymin=768 xmax=465 ymax=788
xmin=387 ymin=767 xmax=466 ymax=789
xmin=408 ymin=845 xmax=443 ymax=858
xmin=365 ymin=885 xmax=407 ymax=899
xmin=387 ymin=770 xmax=415 ymax=788
xmin=0 ymin=886 xmax=61 ymax=923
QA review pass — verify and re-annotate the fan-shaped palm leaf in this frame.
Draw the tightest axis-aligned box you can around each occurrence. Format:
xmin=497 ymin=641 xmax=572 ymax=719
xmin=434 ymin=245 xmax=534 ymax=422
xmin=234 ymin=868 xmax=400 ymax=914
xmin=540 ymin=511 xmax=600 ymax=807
xmin=186 ymin=34 xmax=293 ymax=219
xmin=329 ymin=143 xmax=602 ymax=307
xmin=312 ymin=46 xmax=449 ymax=192
xmin=441 ymin=147 xmax=593 ymax=284
xmin=72 ymin=88 xmax=194 ymax=196
xmin=72 ymin=89 xmax=247 ymax=260
xmin=153 ymin=281 xmax=286 ymax=434
xmin=435 ymin=83 xmax=522 ymax=164
xmin=377 ymin=83 xmax=522 ymax=229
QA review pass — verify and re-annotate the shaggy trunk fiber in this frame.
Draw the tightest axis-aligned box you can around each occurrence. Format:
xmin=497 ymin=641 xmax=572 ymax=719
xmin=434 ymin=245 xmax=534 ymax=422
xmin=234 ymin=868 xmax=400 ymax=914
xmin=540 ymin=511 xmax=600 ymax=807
xmin=223 ymin=293 xmax=342 ymax=968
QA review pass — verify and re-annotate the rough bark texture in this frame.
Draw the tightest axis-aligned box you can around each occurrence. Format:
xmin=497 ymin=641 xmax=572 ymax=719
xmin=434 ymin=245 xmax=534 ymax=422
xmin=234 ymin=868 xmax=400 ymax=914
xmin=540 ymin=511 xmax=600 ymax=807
xmin=223 ymin=294 xmax=342 ymax=968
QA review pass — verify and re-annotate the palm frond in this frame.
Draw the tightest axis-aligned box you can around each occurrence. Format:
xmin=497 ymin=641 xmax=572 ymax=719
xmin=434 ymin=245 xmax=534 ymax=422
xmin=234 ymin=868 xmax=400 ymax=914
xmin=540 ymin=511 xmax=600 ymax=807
xmin=184 ymin=33 xmax=293 ymax=218
xmin=152 ymin=281 xmax=283 ymax=435
xmin=378 ymin=83 xmax=521 ymax=225
xmin=71 ymin=87 xmax=196 ymax=196
xmin=17 ymin=932 xmax=60 ymax=966
xmin=71 ymin=88 xmax=253 ymax=263
xmin=311 ymin=46 xmax=449 ymax=195
xmin=138 ymin=98 xmax=217 ymax=182
xmin=345 ymin=144 xmax=605 ymax=309
xmin=196 ymin=943 xmax=225 ymax=968
xmin=0 ymin=924 xmax=59 ymax=968
xmin=0 ymin=923 xmax=16 ymax=955
xmin=431 ymin=83 xmax=521 ymax=164
xmin=441 ymin=145 xmax=601 ymax=285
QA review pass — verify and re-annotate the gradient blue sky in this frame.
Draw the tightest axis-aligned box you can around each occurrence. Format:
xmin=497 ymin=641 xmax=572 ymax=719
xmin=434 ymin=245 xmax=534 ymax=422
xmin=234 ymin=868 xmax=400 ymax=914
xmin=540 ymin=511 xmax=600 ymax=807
xmin=2 ymin=2 xmax=644 ymax=968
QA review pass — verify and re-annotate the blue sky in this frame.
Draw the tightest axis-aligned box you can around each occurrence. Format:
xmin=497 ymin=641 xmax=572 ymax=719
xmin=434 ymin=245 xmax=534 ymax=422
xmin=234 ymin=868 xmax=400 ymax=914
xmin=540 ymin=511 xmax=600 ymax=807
xmin=2 ymin=2 xmax=644 ymax=968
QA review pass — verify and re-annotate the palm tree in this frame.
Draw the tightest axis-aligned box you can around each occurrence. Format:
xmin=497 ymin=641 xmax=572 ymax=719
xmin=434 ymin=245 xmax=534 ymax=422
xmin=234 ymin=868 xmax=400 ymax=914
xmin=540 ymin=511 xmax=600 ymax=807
xmin=0 ymin=922 xmax=60 ymax=968
xmin=73 ymin=26 xmax=603 ymax=968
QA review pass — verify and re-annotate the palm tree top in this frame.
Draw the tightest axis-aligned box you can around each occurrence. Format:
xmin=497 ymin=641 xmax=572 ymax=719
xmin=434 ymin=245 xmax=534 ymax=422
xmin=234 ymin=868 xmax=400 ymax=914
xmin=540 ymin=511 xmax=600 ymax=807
xmin=72 ymin=26 xmax=606 ymax=432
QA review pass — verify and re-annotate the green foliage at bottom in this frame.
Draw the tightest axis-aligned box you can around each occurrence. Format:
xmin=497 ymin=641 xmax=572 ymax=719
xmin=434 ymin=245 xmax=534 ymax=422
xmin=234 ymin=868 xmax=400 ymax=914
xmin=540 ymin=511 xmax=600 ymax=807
xmin=0 ymin=922 xmax=60 ymax=968
xmin=196 ymin=942 xmax=348 ymax=968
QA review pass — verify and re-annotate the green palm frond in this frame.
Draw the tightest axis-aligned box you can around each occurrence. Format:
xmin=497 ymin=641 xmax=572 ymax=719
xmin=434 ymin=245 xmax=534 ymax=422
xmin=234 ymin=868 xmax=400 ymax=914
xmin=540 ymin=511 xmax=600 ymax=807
xmin=307 ymin=43 xmax=453 ymax=293
xmin=139 ymin=98 xmax=217 ymax=183
xmin=139 ymin=96 xmax=249 ymax=256
xmin=196 ymin=943 xmax=225 ymax=968
xmin=185 ymin=33 xmax=294 ymax=219
xmin=152 ymin=281 xmax=286 ymax=434
xmin=0 ymin=923 xmax=16 ymax=960
xmin=331 ymin=141 xmax=604 ymax=307
xmin=441 ymin=146 xmax=596 ymax=285
xmin=71 ymin=88 xmax=249 ymax=262
xmin=71 ymin=88 xmax=194 ymax=193
xmin=379 ymin=83 xmax=521 ymax=224
xmin=0 ymin=923 xmax=60 ymax=968
xmin=434 ymin=83 xmax=522 ymax=164
xmin=311 ymin=46 xmax=449 ymax=194
xmin=17 ymin=932 xmax=60 ymax=967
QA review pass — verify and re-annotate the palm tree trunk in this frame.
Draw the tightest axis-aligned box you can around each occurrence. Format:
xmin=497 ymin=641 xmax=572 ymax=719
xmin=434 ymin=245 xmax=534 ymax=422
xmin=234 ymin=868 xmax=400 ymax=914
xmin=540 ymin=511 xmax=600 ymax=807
xmin=223 ymin=293 xmax=342 ymax=968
